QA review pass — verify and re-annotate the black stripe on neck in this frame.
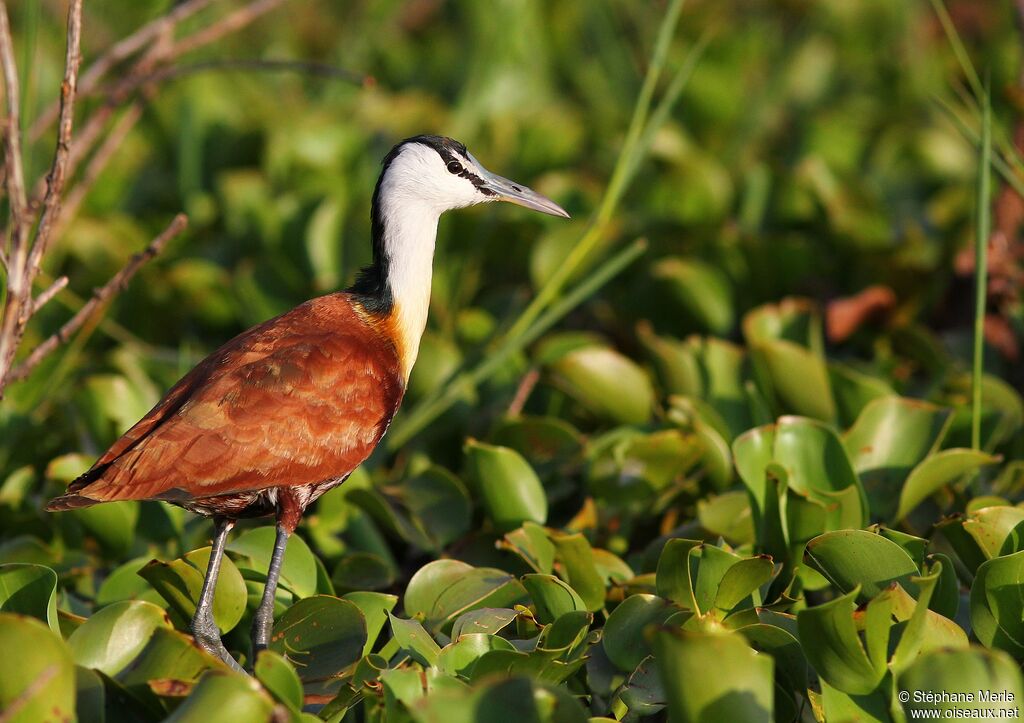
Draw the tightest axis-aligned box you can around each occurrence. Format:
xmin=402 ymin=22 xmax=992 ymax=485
xmin=349 ymin=135 xmax=482 ymax=314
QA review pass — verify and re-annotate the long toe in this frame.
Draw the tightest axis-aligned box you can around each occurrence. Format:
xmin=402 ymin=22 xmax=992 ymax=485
xmin=193 ymin=630 xmax=246 ymax=673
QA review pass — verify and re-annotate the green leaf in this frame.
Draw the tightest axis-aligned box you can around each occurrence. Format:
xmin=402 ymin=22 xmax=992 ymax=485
xmin=437 ymin=633 xmax=517 ymax=677
xmin=964 ymin=507 xmax=1024 ymax=560
xmin=389 ymin=612 xmax=441 ymax=667
xmin=655 ymin=538 xmax=702 ymax=609
xmin=68 ymin=600 xmax=172 ymax=676
xmin=651 ymin=257 xmax=735 ymax=334
xmin=549 ymin=532 xmax=605 ymax=611
xmin=970 ymin=550 xmax=1024 ymax=659
xmin=521 ymin=574 xmax=586 ymax=624
xmin=805 ymin=530 xmax=920 ymax=601
xmin=269 ymin=596 xmax=367 ymax=681
xmin=654 ymin=628 xmax=775 ymax=723
xmin=896 ymin=448 xmax=1000 ymax=522
xmin=0 ymin=614 xmax=75 ymax=723
xmin=843 ymin=396 xmax=952 ymax=521
xmin=899 ymin=648 xmax=1024 ymax=718
xmin=465 ymin=441 xmax=548 ymax=532
xmin=0 ymin=564 xmax=59 ymax=632
xmin=341 ymin=591 xmax=398 ymax=656
xmin=603 ymin=594 xmax=675 ymax=671
xmin=96 ymin=557 xmax=164 ymax=607
xmin=714 ymin=556 xmax=773 ymax=613
xmin=254 ymin=649 xmax=303 ymax=712
xmin=697 ymin=491 xmax=755 ymax=545
xmin=70 ymin=501 xmax=140 ymax=557
xmin=501 ymin=522 xmax=555 ymax=574
xmin=451 ymin=608 xmax=520 ymax=639
xmin=332 ymin=552 xmax=396 ymax=593
xmin=139 ymin=546 xmax=247 ymax=635
xmin=227 ymin=526 xmax=318 ymax=599
xmin=404 ymin=559 xmax=526 ymax=633
xmin=163 ymin=670 xmax=274 ymax=722
xmin=472 ymin=677 xmax=589 ymax=723
xmin=796 ymin=588 xmax=887 ymax=695
xmin=547 ymin=346 xmax=655 ymax=424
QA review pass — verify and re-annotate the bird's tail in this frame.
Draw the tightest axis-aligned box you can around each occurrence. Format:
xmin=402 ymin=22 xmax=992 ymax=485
xmin=46 ymin=492 xmax=102 ymax=511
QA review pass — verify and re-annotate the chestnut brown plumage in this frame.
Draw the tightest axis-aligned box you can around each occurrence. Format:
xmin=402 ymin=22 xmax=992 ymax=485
xmin=46 ymin=135 xmax=569 ymax=671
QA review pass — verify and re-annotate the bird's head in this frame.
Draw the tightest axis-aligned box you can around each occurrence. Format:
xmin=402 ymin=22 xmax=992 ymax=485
xmin=376 ymin=135 xmax=569 ymax=218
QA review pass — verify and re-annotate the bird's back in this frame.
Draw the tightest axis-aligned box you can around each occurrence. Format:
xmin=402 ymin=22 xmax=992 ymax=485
xmin=47 ymin=292 xmax=406 ymax=514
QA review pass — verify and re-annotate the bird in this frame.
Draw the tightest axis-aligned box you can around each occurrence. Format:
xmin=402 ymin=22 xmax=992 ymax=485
xmin=46 ymin=135 xmax=569 ymax=671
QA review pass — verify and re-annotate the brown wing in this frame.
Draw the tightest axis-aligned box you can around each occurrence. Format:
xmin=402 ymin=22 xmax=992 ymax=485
xmin=48 ymin=294 xmax=405 ymax=508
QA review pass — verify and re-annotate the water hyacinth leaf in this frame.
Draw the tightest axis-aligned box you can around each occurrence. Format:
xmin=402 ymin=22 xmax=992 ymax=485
xmin=117 ymin=627 xmax=223 ymax=689
xmin=400 ymin=466 xmax=472 ymax=549
xmin=254 ymin=650 xmax=303 ymax=713
xmin=542 ymin=610 xmax=593 ymax=653
xmin=332 ymin=551 xmax=396 ymax=593
xmin=828 ymin=362 xmax=893 ymax=427
xmin=746 ymin=335 xmax=835 ymax=423
xmin=162 ymin=670 xmax=275 ymax=722
xmin=96 ymin=557 xmax=164 ymax=607
xmin=796 ymin=588 xmax=886 ymax=695
xmin=655 ymin=538 xmax=702 ymax=609
xmin=714 ymin=556 xmax=773 ymax=612
xmin=227 ymin=526 xmax=318 ymax=599
xmin=895 ymin=449 xmax=1000 ymax=522
xmin=804 ymin=530 xmax=919 ymax=602
xmin=341 ymin=591 xmax=398 ymax=655
xmin=843 ymin=396 xmax=952 ymax=520
xmin=404 ymin=559 xmax=526 ymax=632
xmin=736 ymin=622 xmax=808 ymax=696
xmin=74 ymin=666 xmax=106 ymax=723
xmin=437 ymin=633 xmax=517 ymax=677
xmin=70 ymin=501 xmax=140 ymax=558
xmin=465 ymin=441 xmax=548 ymax=532
xmin=491 ymin=416 xmax=583 ymax=474
xmin=451 ymin=608 xmax=519 ymax=639
xmin=690 ymin=544 xmax=744 ymax=616
xmin=269 ymin=596 xmax=367 ymax=680
xmin=588 ymin=429 xmax=701 ymax=506
xmin=501 ymin=521 xmax=555 ymax=574
xmin=68 ymin=600 xmax=173 ymax=675
xmin=547 ymin=346 xmax=655 ymax=425
xmin=963 ymin=507 xmax=1024 ymax=560
xmin=898 ymin=648 xmax=1024 ymax=719
xmin=139 ymin=546 xmax=247 ymax=635
xmin=389 ymin=612 xmax=441 ymax=667
xmin=0 ymin=563 xmax=59 ymax=631
xmin=472 ymin=677 xmax=589 ymax=723
xmin=819 ymin=677 xmax=893 ymax=723
xmin=603 ymin=594 xmax=675 ymax=671
xmin=615 ymin=655 xmax=666 ymax=718
xmin=651 ymin=257 xmax=735 ymax=334
xmin=0 ymin=614 xmax=76 ymax=723
xmin=522 ymin=574 xmax=586 ymax=624
xmin=549 ymin=532 xmax=605 ymax=611
xmin=654 ymin=628 xmax=774 ymax=723
xmin=970 ymin=550 xmax=1024 ymax=659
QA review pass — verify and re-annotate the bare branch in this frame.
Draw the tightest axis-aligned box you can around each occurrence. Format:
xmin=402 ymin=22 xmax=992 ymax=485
xmin=507 ymin=367 xmax=540 ymax=417
xmin=170 ymin=0 xmax=284 ymax=57
xmin=0 ymin=1 xmax=29 ymax=259
xmin=9 ymin=214 xmax=188 ymax=384
xmin=31 ymin=276 xmax=69 ymax=315
xmin=29 ymin=0 xmax=215 ymax=143
xmin=26 ymin=0 xmax=84 ymax=276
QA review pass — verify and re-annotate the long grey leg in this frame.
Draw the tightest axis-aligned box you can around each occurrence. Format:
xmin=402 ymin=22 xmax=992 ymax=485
xmin=251 ymin=522 xmax=290 ymax=657
xmin=190 ymin=516 xmax=244 ymax=673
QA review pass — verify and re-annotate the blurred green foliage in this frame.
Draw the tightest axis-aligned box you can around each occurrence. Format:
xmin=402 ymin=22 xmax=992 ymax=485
xmin=2 ymin=0 xmax=1024 ymax=721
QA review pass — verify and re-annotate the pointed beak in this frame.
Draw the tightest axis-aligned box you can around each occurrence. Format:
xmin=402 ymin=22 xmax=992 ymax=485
xmin=472 ymin=155 xmax=570 ymax=219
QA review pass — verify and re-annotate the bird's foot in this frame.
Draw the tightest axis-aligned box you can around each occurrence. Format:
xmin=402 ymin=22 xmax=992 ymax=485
xmin=191 ymin=616 xmax=245 ymax=673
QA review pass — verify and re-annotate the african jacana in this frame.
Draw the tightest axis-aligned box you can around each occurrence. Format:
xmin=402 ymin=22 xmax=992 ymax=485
xmin=47 ymin=136 xmax=569 ymax=670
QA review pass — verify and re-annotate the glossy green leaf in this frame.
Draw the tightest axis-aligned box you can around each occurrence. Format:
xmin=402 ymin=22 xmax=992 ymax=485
xmin=651 ymin=257 xmax=735 ymax=334
xmin=548 ymin=346 xmax=655 ymax=424
xmin=0 ymin=614 xmax=75 ymax=723
xmin=389 ymin=612 xmax=442 ymax=666
xmin=521 ymin=574 xmax=586 ymax=624
xmin=970 ymin=550 xmax=1024 ymax=659
xmin=342 ymin=590 xmax=398 ymax=655
xmin=451 ymin=608 xmax=520 ymax=639
xmin=964 ymin=506 xmax=1024 ymax=560
xmin=896 ymin=448 xmax=1000 ymax=522
xmin=603 ymin=594 xmax=675 ymax=671
xmin=501 ymin=522 xmax=555 ymax=574
xmin=404 ymin=559 xmax=526 ymax=633
xmin=437 ymin=633 xmax=517 ymax=677
xmin=227 ymin=526 xmax=318 ymax=599
xmin=0 ymin=563 xmax=59 ymax=632
xmin=796 ymin=588 xmax=887 ymax=695
xmin=163 ymin=670 xmax=274 ymax=722
xmin=899 ymin=648 xmax=1024 ymax=718
xmin=805 ymin=530 xmax=920 ymax=601
xmin=254 ymin=649 xmax=303 ymax=712
xmin=139 ymin=546 xmax=247 ymax=635
xmin=654 ymin=628 xmax=774 ymax=723
xmin=269 ymin=596 xmax=367 ymax=680
xmin=465 ymin=441 xmax=548 ymax=532
xmin=68 ymin=600 xmax=172 ymax=675
xmin=549 ymin=532 xmax=605 ymax=611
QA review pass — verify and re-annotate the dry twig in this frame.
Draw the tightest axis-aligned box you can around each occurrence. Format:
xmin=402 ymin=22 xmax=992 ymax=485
xmin=9 ymin=214 xmax=189 ymax=384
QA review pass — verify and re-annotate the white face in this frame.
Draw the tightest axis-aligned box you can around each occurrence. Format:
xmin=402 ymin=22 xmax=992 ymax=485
xmin=379 ymin=142 xmax=496 ymax=214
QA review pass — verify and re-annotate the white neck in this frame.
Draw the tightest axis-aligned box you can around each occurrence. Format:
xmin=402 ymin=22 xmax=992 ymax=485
xmin=380 ymin=195 xmax=440 ymax=380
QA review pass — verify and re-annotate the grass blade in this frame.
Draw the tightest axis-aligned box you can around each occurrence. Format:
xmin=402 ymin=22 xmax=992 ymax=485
xmin=971 ymin=87 xmax=991 ymax=451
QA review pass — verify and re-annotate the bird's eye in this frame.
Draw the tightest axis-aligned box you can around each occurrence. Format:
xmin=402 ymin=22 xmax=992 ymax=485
xmin=446 ymin=160 xmax=463 ymax=174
